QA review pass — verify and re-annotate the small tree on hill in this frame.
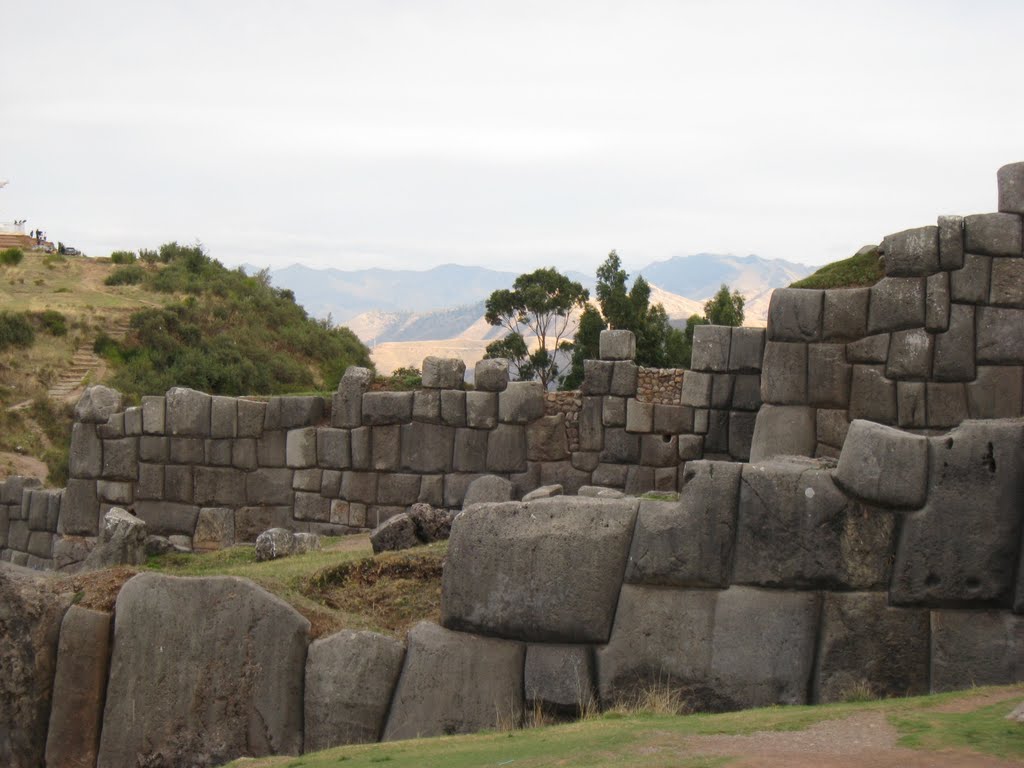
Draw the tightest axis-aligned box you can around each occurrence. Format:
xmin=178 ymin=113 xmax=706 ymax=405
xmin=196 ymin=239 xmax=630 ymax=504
xmin=484 ymin=267 xmax=589 ymax=389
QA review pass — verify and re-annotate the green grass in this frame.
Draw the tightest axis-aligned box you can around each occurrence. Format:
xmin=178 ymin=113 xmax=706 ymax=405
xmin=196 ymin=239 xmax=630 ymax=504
xmin=789 ymin=246 xmax=884 ymax=289
xmin=222 ymin=686 xmax=1024 ymax=768
xmin=143 ymin=537 xmax=446 ymax=639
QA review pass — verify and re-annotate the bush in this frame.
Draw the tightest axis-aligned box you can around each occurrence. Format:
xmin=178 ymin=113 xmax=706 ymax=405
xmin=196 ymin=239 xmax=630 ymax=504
xmin=0 ymin=311 xmax=35 ymax=350
xmin=139 ymin=248 xmax=158 ymax=264
xmin=34 ymin=310 xmax=67 ymax=336
xmin=110 ymin=250 xmax=137 ymax=264
xmin=104 ymin=265 xmax=146 ymax=286
xmin=0 ymin=247 xmax=23 ymax=266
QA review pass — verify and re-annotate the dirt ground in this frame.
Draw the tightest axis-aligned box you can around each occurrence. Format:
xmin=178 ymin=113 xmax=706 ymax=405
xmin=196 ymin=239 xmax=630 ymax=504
xmin=0 ymin=451 xmax=48 ymax=482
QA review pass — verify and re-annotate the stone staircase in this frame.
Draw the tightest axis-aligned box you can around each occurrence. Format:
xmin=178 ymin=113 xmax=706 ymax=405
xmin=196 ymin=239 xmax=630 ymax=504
xmin=46 ymin=316 xmax=132 ymax=402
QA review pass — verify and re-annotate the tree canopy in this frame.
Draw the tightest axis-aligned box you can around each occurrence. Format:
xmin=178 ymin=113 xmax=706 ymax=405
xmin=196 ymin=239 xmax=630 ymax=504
xmin=677 ymin=283 xmax=746 ymax=367
xmin=563 ymin=251 xmax=686 ymax=387
xmin=484 ymin=267 xmax=589 ymax=389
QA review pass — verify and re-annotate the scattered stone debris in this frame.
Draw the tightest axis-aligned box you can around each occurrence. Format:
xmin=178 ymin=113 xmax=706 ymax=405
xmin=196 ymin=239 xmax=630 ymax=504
xmin=254 ymin=528 xmax=322 ymax=562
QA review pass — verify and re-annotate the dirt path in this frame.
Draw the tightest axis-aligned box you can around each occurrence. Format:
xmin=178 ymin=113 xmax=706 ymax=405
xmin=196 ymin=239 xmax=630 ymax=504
xmin=682 ymin=709 xmax=1019 ymax=767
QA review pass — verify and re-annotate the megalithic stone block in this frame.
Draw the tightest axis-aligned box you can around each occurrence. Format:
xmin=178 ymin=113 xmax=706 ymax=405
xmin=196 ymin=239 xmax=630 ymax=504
xmin=834 ymin=419 xmax=928 ymax=509
xmin=882 ymin=226 xmax=940 ymax=276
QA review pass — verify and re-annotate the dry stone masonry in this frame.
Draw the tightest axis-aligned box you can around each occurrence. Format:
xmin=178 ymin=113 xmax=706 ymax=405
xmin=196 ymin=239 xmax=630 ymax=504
xmin=2 ymin=161 xmax=1024 ymax=767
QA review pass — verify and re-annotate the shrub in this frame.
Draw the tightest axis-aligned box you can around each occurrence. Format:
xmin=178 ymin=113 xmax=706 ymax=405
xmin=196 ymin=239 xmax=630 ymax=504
xmin=104 ymin=265 xmax=146 ymax=286
xmin=0 ymin=311 xmax=35 ymax=350
xmin=139 ymin=248 xmax=159 ymax=264
xmin=110 ymin=250 xmax=137 ymax=264
xmin=34 ymin=310 xmax=68 ymax=336
xmin=0 ymin=247 xmax=23 ymax=266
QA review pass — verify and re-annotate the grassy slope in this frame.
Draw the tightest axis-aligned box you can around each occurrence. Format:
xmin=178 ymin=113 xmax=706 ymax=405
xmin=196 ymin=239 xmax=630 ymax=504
xmin=788 ymin=247 xmax=884 ymax=289
xmin=225 ymin=687 xmax=1024 ymax=768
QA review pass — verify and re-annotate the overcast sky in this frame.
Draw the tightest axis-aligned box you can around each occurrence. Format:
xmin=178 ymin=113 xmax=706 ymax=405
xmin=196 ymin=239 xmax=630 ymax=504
xmin=3 ymin=1 xmax=1024 ymax=274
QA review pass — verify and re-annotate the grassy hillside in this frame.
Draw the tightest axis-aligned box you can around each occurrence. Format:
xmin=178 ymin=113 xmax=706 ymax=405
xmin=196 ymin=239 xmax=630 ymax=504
xmin=0 ymin=244 xmax=372 ymax=485
xmin=788 ymin=246 xmax=884 ymax=289
xmin=223 ymin=685 xmax=1024 ymax=767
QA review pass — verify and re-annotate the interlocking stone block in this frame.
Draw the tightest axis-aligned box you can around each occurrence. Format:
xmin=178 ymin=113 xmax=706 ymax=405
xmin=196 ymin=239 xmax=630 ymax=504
xmin=867 ymin=277 xmax=926 ymax=334
xmin=441 ymin=390 xmax=466 ymax=426
xmin=371 ymin=425 xmax=401 ymax=471
xmin=680 ymin=371 xmax=713 ymax=408
xmin=710 ymin=374 xmax=734 ymax=409
xmin=193 ymin=507 xmax=235 ymax=551
xmin=400 ymin=422 xmax=454 ymax=473
xmin=691 ymin=325 xmax=732 ymax=371
xmin=834 ymin=419 xmax=927 ymax=508
xmin=165 ymin=387 xmax=212 ymax=436
xmin=133 ymin=501 xmax=200 ymax=537
xmin=846 ymin=333 xmax=890 ymax=364
xmin=340 ymin=471 xmax=378 ymax=505
xmin=925 ymin=271 xmax=950 ymax=332
xmin=813 ymin=593 xmax=929 ymax=703
xmin=74 ymin=385 xmax=123 ymax=424
xmin=808 ymin=343 xmax=850 ymax=407
xmin=625 ymin=399 xmax=653 ymax=433
xmin=600 ymin=427 xmax=640 ymax=464
xmin=990 ymin=257 xmax=1024 ymax=308
xmin=967 ymin=366 xmax=1024 ymax=419
xmin=816 ymin=409 xmax=850 ymax=450
xmin=525 ymin=644 xmax=596 ymax=714
xmin=70 ymin=422 xmax=102 ymax=479
xmin=383 ymin=622 xmax=523 ymax=741
xmin=236 ymin=398 xmax=266 ymax=438
xmin=264 ymin=396 xmax=324 ymax=430
xmin=210 ymin=396 xmax=237 ymax=439
xmin=640 ymin=434 xmax=678 ymax=467
xmin=950 ymin=253 xmax=992 ymax=304
xmin=466 ymin=391 xmax=498 ymax=429
xmin=625 ymin=461 xmax=742 ymax=587
xmin=977 ymin=306 xmax=1024 ymax=364
xmin=317 ymin=428 xmax=350 ymax=469
xmin=653 ymin=403 xmax=693 ymax=433
xmin=527 ymin=414 xmax=570 ymax=462
xmin=581 ymin=359 xmax=613 ymax=395
xmin=886 ymin=328 xmax=933 ymax=380
xmin=304 ymin=630 xmax=405 ymax=750
xmin=286 ymin=427 xmax=318 ymax=468
xmin=897 ymin=381 xmax=927 ymax=428
xmin=748 ymin=405 xmax=815 ymax=463
xmin=486 ymin=424 xmax=527 ymax=473
xmin=195 ymin=467 xmax=246 ymax=507
xmin=822 ymin=288 xmax=869 ymax=341
xmin=609 ymin=361 xmax=638 ymax=396
xmin=442 ymin=496 xmax=638 ymax=642
xmin=768 ymin=288 xmax=823 ymax=342
xmin=997 ymin=161 xmax=1024 ymax=214
xmin=891 ymin=420 xmax=1024 ymax=606
xmin=333 ymin=366 xmax=373 ymax=428
xmin=474 ymin=358 xmax=509 ymax=391
xmin=736 ymin=458 xmax=896 ymax=589
xmin=499 ymin=381 xmax=545 ymax=423
xmin=246 ymin=468 xmax=295 ymax=506
xmin=730 ymin=374 xmax=761 ymax=412
xmin=926 ymin=382 xmax=969 ymax=428
xmin=931 ymin=610 xmax=1024 ymax=691
xmin=728 ymin=327 xmax=765 ymax=371
xmin=599 ymin=329 xmax=636 ymax=361
xmin=362 ymin=392 xmax=414 ymax=425
xmin=59 ymin=479 xmax=99 ymax=536
xmin=602 ymin=395 xmax=626 ymax=426
xmin=578 ymin=396 xmax=604 ymax=450
xmin=938 ymin=214 xmax=965 ymax=270
xmin=728 ymin=411 xmax=757 ymax=461
xmin=760 ymin=342 xmax=807 ymax=405
xmin=412 ymin=389 xmax=443 ymax=425
xmin=422 ymin=356 xmax=466 ymax=389
xmin=882 ymin=225 xmax=939 ymax=276
xmin=848 ymin=365 xmax=897 ymax=425
xmin=453 ymin=428 xmax=488 ymax=472
xmin=141 ymin=395 xmax=165 ymax=435
xmin=963 ymin=212 xmax=1023 ymax=256
xmin=932 ymin=303 xmax=975 ymax=381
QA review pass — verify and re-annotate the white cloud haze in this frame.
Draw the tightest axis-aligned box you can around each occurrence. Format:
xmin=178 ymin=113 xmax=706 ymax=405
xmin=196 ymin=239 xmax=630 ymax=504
xmin=3 ymin=1 xmax=1024 ymax=273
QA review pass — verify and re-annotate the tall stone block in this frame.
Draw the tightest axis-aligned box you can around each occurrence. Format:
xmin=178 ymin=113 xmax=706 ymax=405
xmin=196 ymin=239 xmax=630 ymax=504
xmin=599 ymin=329 xmax=636 ymax=361
xmin=165 ymin=387 xmax=212 ymax=436
xmin=760 ymin=341 xmax=807 ymax=405
xmin=767 ymin=288 xmax=823 ymax=342
xmin=333 ymin=366 xmax=373 ymax=428
xmin=691 ymin=325 xmax=732 ymax=371
xmin=867 ymin=277 xmax=925 ymax=334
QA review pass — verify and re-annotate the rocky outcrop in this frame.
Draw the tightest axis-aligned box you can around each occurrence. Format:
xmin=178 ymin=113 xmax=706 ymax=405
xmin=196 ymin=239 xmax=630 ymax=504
xmin=97 ymin=573 xmax=309 ymax=768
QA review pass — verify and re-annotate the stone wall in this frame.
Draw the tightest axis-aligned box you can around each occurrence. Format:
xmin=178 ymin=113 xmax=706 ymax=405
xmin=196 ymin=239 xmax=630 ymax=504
xmin=6 ymin=412 xmax=1022 ymax=767
xmin=0 ymin=332 xmax=765 ymax=567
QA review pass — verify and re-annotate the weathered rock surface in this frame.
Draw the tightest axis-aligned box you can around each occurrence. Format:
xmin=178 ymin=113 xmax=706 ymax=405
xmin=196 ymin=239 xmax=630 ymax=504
xmin=44 ymin=606 xmax=112 ymax=768
xmin=462 ymin=474 xmax=514 ymax=507
xmin=254 ymin=527 xmax=297 ymax=561
xmin=74 ymin=385 xmax=124 ymax=423
xmin=625 ymin=461 xmax=742 ymax=587
xmin=931 ymin=610 xmax=1024 ymax=692
xmin=80 ymin=507 xmax=148 ymax=571
xmin=97 ymin=573 xmax=309 ymax=768
xmin=812 ymin=592 xmax=929 ymax=703
xmin=834 ymin=420 xmax=929 ymax=509
xmin=442 ymin=496 xmax=639 ymax=642
xmin=734 ymin=459 xmax=895 ymax=590
xmin=304 ymin=629 xmax=406 ymax=751
xmin=0 ymin=564 xmax=74 ymax=768
xmin=891 ymin=419 xmax=1024 ymax=606
xmin=525 ymin=644 xmax=596 ymax=714
xmin=383 ymin=622 xmax=524 ymax=740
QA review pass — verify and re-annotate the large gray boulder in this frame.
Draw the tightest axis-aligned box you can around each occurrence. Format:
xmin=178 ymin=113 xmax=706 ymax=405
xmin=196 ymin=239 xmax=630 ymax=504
xmin=79 ymin=507 xmax=148 ymax=571
xmin=734 ymin=458 xmax=896 ymax=590
xmin=625 ymin=461 xmax=742 ymax=587
xmin=0 ymin=564 xmax=74 ymax=768
xmin=383 ymin=622 xmax=524 ymax=740
xmin=44 ymin=606 xmax=112 ymax=768
xmin=304 ymin=629 xmax=406 ymax=751
xmin=74 ymin=385 xmax=124 ymax=423
xmin=812 ymin=592 xmax=929 ymax=703
xmin=370 ymin=513 xmax=420 ymax=553
xmin=931 ymin=610 xmax=1024 ymax=692
xmin=422 ymin=356 xmax=466 ymax=389
xmin=597 ymin=585 xmax=820 ymax=711
xmin=525 ymin=644 xmax=597 ymax=715
xmin=891 ymin=419 xmax=1024 ymax=606
xmin=462 ymin=474 xmax=514 ymax=507
xmin=97 ymin=573 xmax=309 ymax=768
xmin=442 ymin=496 xmax=639 ymax=643
xmin=834 ymin=419 xmax=929 ymax=509
xmin=254 ymin=527 xmax=297 ymax=561
xmin=748 ymin=405 xmax=816 ymax=462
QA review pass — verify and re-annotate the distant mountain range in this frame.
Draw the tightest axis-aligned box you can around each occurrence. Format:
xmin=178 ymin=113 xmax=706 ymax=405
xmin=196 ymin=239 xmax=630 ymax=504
xmin=257 ymin=254 xmax=813 ymax=373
